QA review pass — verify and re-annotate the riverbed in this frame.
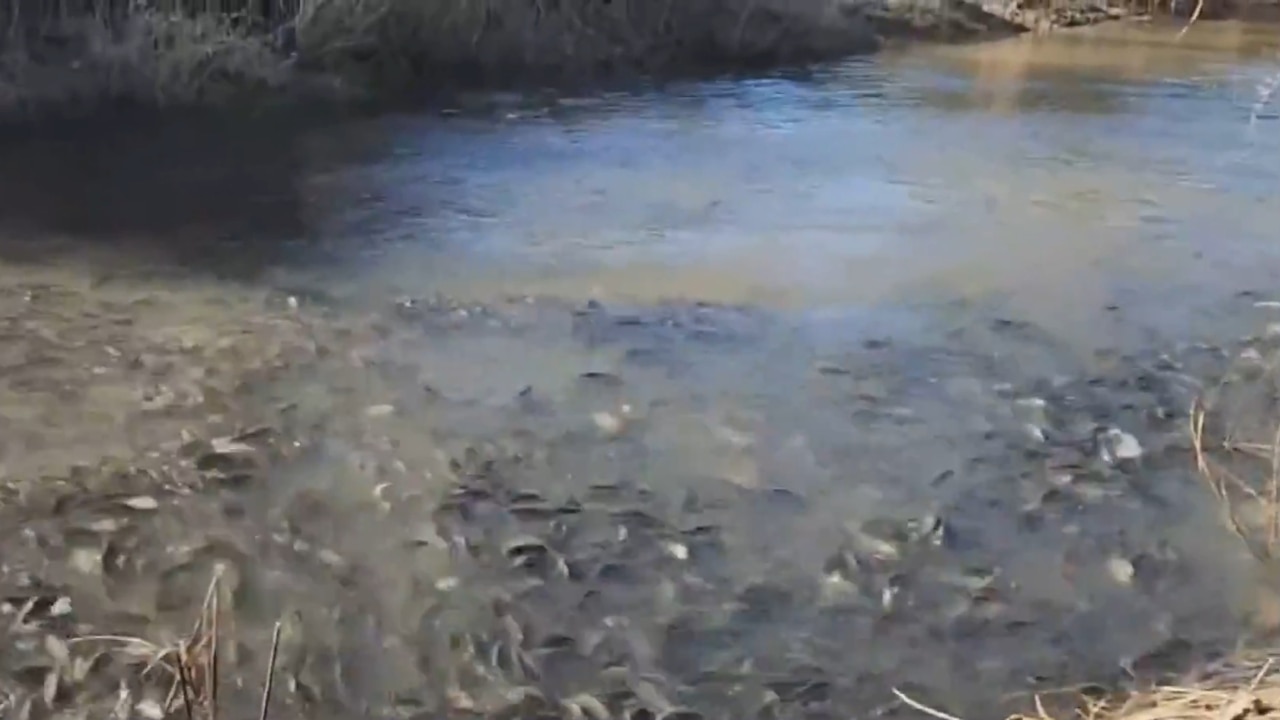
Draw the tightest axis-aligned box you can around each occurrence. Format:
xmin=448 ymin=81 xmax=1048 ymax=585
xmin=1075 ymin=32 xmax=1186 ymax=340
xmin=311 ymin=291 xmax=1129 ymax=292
xmin=0 ymin=19 xmax=1279 ymax=720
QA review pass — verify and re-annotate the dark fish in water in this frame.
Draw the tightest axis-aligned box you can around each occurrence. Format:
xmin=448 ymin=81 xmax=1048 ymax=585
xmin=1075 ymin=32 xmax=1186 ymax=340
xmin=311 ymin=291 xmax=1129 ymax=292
xmin=611 ymin=508 xmax=666 ymax=531
xmin=446 ymin=485 xmax=495 ymax=504
xmin=596 ymin=562 xmax=640 ymax=584
xmin=509 ymin=489 xmax=546 ymax=504
xmin=579 ymin=371 xmax=625 ymax=386
xmin=505 ymin=536 xmax=551 ymax=563
xmin=735 ymin=582 xmax=795 ymax=622
xmin=504 ymin=536 xmax=569 ymax=578
xmin=757 ymin=487 xmax=806 ymax=512
xmin=587 ymin=483 xmax=627 ymax=503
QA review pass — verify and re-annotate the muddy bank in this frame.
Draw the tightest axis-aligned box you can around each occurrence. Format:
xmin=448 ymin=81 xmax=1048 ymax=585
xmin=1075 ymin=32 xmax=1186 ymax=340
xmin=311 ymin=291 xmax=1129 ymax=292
xmin=1 ymin=270 xmax=1278 ymax=719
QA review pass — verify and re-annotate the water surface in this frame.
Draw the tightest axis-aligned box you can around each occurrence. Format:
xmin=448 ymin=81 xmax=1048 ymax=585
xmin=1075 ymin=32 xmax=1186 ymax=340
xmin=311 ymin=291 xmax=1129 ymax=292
xmin=2 ymin=20 xmax=1280 ymax=717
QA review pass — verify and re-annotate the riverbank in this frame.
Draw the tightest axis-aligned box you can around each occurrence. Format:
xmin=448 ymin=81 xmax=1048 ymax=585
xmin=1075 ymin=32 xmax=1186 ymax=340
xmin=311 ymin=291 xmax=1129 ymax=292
xmin=0 ymin=0 xmax=1076 ymax=121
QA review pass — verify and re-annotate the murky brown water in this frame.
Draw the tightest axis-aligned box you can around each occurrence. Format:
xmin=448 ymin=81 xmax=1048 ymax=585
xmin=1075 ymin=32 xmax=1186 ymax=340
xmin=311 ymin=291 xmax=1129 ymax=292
xmin=2 ymin=19 xmax=1280 ymax=720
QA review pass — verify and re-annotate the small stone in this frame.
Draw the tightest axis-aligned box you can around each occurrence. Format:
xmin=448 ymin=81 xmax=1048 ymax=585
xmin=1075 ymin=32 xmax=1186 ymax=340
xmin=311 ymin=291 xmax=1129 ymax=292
xmin=119 ymin=496 xmax=159 ymax=511
xmin=1103 ymin=428 xmax=1143 ymax=463
xmin=1106 ymin=556 xmax=1135 ymax=586
xmin=316 ymin=549 xmax=345 ymax=568
xmin=815 ymin=361 xmax=852 ymax=376
xmin=365 ymin=404 xmax=396 ymax=418
xmin=662 ymin=541 xmax=689 ymax=561
xmin=592 ymin=411 xmax=625 ymax=438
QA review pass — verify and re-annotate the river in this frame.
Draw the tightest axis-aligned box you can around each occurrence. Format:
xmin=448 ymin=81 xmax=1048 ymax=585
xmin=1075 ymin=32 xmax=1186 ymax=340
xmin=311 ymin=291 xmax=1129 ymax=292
xmin=1 ymin=19 xmax=1279 ymax=720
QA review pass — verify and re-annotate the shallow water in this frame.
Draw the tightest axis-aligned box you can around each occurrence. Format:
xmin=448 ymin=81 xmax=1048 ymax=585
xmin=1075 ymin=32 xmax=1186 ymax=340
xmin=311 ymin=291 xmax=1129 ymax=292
xmin=2 ymin=19 xmax=1280 ymax=718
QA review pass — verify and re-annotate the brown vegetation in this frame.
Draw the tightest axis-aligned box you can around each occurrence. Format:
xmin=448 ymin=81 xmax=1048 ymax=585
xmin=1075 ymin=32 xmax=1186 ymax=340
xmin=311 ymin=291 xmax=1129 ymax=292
xmin=1009 ymin=653 xmax=1280 ymax=720
xmin=0 ymin=6 xmax=290 ymax=113
xmin=0 ymin=0 xmax=898 ymax=115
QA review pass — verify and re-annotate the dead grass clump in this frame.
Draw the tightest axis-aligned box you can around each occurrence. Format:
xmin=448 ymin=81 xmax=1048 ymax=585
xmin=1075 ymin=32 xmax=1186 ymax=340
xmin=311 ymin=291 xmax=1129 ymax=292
xmin=0 ymin=0 xmax=1000 ymax=113
xmin=1189 ymin=335 xmax=1280 ymax=562
xmin=0 ymin=0 xmax=887 ymax=114
xmin=291 ymin=0 xmax=881 ymax=80
xmin=1008 ymin=653 xmax=1280 ymax=720
xmin=68 ymin=569 xmax=282 ymax=720
xmin=885 ymin=654 xmax=1280 ymax=720
xmin=0 ymin=9 xmax=291 ymax=115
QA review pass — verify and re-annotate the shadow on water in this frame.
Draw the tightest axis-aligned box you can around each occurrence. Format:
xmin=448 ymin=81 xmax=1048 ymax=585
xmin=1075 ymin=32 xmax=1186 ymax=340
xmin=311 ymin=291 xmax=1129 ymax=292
xmin=0 ymin=109 xmax=415 ymax=279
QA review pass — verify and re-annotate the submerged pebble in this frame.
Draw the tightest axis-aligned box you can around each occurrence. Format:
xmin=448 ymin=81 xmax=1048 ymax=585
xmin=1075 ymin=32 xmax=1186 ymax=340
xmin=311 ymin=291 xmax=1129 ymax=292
xmin=365 ymin=403 xmax=397 ymax=417
xmin=1100 ymin=428 xmax=1143 ymax=464
xmin=593 ymin=411 xmax=626 ymax=438
xmin=1105 ymin=556 xmax=1136 ymax=586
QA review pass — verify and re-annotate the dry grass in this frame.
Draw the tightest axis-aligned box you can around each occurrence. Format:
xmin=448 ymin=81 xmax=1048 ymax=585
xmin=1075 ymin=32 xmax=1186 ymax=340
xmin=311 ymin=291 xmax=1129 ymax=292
xmin=887 ymin=654 xmax=1280 ymax=720
xmin=0 ymin=0 xmax=900 ymax=114
xmin=1188 ymin=340 xmax=1280 ymax=562
xmin=1009 ymin=653 xmax=1280 ymax=720
xmin=68 ymin=568 xmax=283 ymax=720
xmin=292 ymin=0 xmax=880 ymax=77
xmin=0 ymin=8 xmax=291 ymax=114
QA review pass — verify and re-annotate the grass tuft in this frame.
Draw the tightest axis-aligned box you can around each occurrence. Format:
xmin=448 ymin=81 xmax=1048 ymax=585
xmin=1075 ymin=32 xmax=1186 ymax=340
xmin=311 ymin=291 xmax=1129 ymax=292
xmin=0 ymin=0 xmax=976 ymax=115
xmin=68 ymin=568 xmax=282 ymax=720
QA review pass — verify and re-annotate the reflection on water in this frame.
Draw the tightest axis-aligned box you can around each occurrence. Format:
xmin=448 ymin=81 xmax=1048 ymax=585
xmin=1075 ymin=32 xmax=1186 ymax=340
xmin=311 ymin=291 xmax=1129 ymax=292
xmin=0 ymin=18 xmax=1279 ymax=716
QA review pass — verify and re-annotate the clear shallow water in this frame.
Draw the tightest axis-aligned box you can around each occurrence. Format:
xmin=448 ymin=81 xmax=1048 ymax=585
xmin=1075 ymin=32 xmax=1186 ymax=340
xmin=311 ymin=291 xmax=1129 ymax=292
xmin=190 ymin=21 xmax=1273 ymax=368
xmin=1 ymin=19 xmax=1280 ymax=716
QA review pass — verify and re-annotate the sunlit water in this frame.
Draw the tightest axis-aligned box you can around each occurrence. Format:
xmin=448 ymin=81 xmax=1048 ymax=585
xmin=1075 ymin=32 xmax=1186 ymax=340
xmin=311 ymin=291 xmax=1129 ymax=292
xmin=2 ymin=19 xmax=1280 ymax=716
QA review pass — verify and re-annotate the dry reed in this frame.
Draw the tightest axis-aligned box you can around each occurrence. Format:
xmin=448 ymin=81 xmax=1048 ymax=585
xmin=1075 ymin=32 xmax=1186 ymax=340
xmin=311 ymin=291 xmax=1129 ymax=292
xmin=1004 ymin=653 xmax=1280 ymax=720
xmin=68 ymin=567 xmax=282 ymax=720
xmin=886 ymin=652 xmax=1280 ymax=720
xmin=1189 ymin=341 xmax=1280 ymax=562
xmin=0 ymin=0 xmax=925 ymax=114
